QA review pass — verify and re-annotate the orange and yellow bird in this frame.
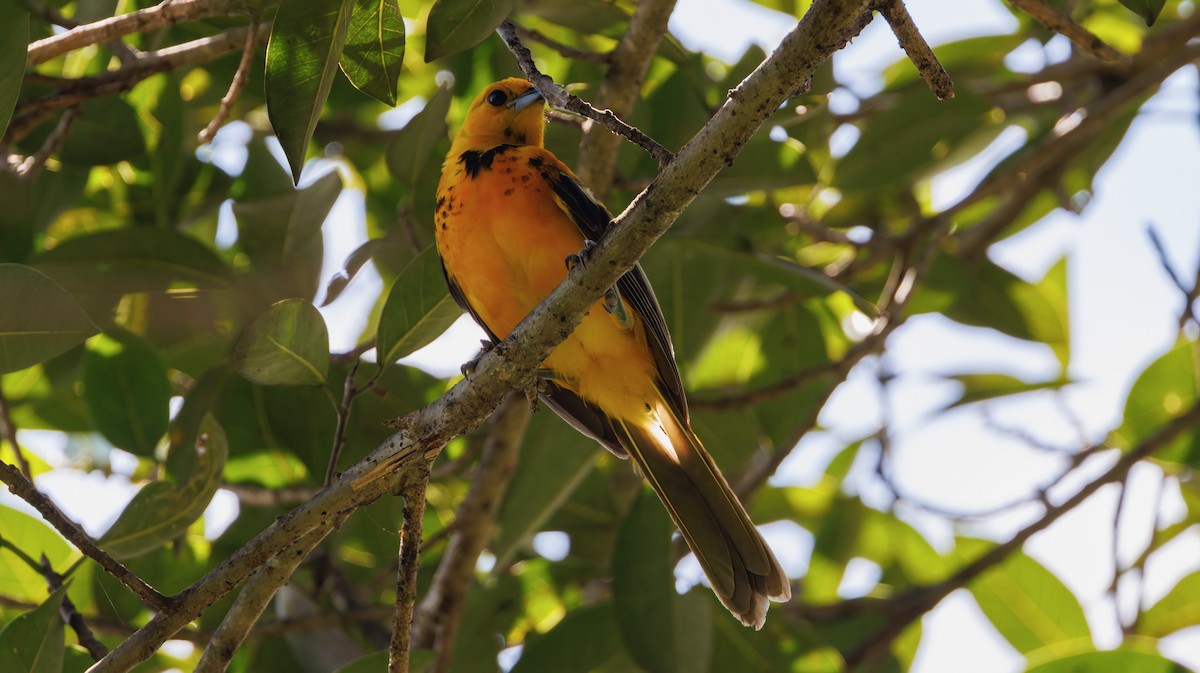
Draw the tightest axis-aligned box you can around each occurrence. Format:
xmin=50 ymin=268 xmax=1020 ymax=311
xmin=435 ymin=78 xmax=790 ymax=628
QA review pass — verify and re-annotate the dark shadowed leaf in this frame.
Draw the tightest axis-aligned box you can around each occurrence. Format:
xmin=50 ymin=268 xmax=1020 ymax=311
xmin=1116 ymin=0 xmax=1166 ymax=25
xmin=424 ymin=0 xmax=514 ymax=62
xmin=0 ymin=264 xmax=96 ymax=374
xmin=968 ymin=548 xmax=1090 ymax=654
xmin=339 ymin=0 xmax=405 ymax=105
xmin=21 ymin=97 xmax=146 ymax=166
xmin=385 ymin=86 xmax=453 ymax=186
xmin=0 ymin=4 xmax=25 ymax=140
xmin=1112 ymin=339 xmax=1200 ymax=466
xmin=82 ymin=331 xmax=171 ymax=457
xmin=511 ymin=603 xmax=625 ymax=673
xmin=234 ymin=169 xmax=343 ymax=267
xmin=322 ymin=238 xmax=385 ymax=306
xmin=376 ymin=245 xmax=461 ymax=365
xmin=235 ymin=299 xmax=330 ymax=386
xmin=98 ymin=414 xmax=227 ymax=559
xmin=266 ymin=0 xmax=356 ymax=181
xmin=1139 ymin=569 xmax=1200 ymax=638
xmin=0 ymin=586 xmax=66 ymax=673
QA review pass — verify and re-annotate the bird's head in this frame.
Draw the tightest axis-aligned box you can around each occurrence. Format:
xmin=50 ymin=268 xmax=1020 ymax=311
xmin=452 ymin=78 xmax=546 ymax=151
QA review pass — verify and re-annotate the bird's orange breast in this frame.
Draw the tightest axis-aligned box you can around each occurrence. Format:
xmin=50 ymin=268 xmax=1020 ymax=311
xmin=435 ymin=146 xmax=659 ymax=420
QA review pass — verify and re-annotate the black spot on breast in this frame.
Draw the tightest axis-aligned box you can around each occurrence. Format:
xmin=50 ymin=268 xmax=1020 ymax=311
xmin=459 ymin=144 xmax=518 ymax=178
xmin=528 ymin=156 xmax=543 ymax=168
xmin=515 ymin=133 xmax=526 ymax=144
xmin=504 ymin=188 xmax=515 ymax=195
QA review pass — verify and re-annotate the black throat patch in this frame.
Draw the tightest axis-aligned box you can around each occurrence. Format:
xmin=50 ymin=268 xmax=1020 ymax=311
xmin=459 ymin=144 xmax=517 ymax=178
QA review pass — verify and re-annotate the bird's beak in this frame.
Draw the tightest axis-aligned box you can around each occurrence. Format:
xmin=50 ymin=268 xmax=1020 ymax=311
xmin=512 ymin=87 xmax=544 ymax=112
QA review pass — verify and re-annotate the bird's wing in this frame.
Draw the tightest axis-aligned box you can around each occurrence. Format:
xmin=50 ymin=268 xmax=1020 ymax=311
xmin=530 ymin=149 xmax=689 ymax=422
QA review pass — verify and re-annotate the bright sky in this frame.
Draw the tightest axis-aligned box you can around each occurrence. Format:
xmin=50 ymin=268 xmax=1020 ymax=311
xmin=5 ymin=0 xmax=1200 ymax=670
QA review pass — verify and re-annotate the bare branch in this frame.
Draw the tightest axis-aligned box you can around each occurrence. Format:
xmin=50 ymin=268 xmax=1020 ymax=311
xmin=496 ymin=20 xmax=675 ymax=168
xmin=198 ymin=20 xmax=257 ymax=144
xmin=389 ymin=462 xmax=431 ymax=673
xmin=27 ymin=0 xmax=237 ymax=66
xmin=0 ymin=461 xmax=170 ymax=611
xmin=1006 ymin=0 xmax=1129 ymax=64
xmin=872 ymin=0 xmax=955 ymax=100
xmin=13 ymin=105 xmax=80 ymax=181
xmin=41 ymin=554 xmax=109 ymax=660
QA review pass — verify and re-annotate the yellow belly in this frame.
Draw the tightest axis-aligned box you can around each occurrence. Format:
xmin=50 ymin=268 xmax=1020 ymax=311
xmin=435 ymin=149 xmax=658 ymax=420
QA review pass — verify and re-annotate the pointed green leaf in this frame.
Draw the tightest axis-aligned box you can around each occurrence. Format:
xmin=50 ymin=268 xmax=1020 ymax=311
xmin=339 ymin=0 xmax=405 ymax=105
xmin=234 ymin=170 xmax=344 ymax=267
xmin=376 ymin=245 xmax=461 ymax=365
xmin=423 ymin=0 xmax=514 ymax=62
xmin=1025 ymin=642 xmax=1186 ymax=673
xmin=1112 ymin=339 xmax=1200 ymax=466
xmin=968 ymin=549 xmax=1090 ymax=654
xmin=1116 ymin=0 xmax=1166 ymax=25
xmin=0 ymin=5 xmax=26 ymax=140
xmin=82 ymin=331 xmax=172 ymax=457
xmin=266 ymin=0 xmax=356 ymax=182
xmin=98 ymin=414 xmax=227 ymax=559
xmin=0 ymin=586 xmax=66 ymax=673
xmin=235 ymin=299 xmax=331 ymax=386
xmin=385 ymin=86 xmax=453 ymax=187
xmin=941 ymin=372 xmax=1072 ymax=410
xmin=1139 ymin=568 xmax=1200 ymax=637
xmin=0 ymin=507 xmax=73 ymax=603
xmin=0 ymin=264 xmax=97 ymax=374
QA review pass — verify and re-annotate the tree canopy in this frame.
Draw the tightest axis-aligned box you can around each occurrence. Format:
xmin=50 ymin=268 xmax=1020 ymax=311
xmin=2 ymin=0 xmax=1200 ymax=672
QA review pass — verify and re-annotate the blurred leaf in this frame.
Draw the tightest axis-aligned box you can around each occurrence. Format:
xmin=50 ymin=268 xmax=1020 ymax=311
xmin=0 ymin=166 xmax=89 ymax=264
xmin=339 ymin=0 xmax=405 ymax=105
xmin=1116 ymin=0 xmax=1166 ymax=25
xmin=266 ymin=0 xmax=356 ymax=181
xmin=82 ymin=331 xmax=171 ymax=457
xmin=0 ymin=586 xmax=66 ymax=673
xmin=99 ymin=414 xmax=227 ymax=559
xmin=235 ymin=299 xmax=330 ymax=386
xmin=0 ymin=507 xmax=74 ymax=603
xmin=0 ymin=264 xmax=96 ymax=374
xmin=1139 ymin=568 xmax=1200 ymax=638
xmin=882 ymin=34 xmax=1025 ymax=90
xmin=511 ymin=603 xmax=625 ymax=673
xmin=386 ymin=86 xmax=453 ymax=187
xmin=710 ymin=135 xmax=817 ymax=196
xmin=234 ymin=169 xmax=343 ymax=267
xmin=941 ymin=372 xmax=1072 ymax=410
xmin=376 ymin=245 xmax=461 ymax=365
xmin=613 ymin=490 xmax=712 ymax=673
xmin=1025 ymin=641 xmax=1186 ymax=673
xmin=321 ymin=237 xmax=384 ymax=306
xmin=969 ymin=549 xmax=1090 ymax=654
xmin=32 ymin=228 xmax=233 ymax=294
xmin=21 ymin=97 xmax=146 ymax=166
xmin=493 ymin=412 xmax=599 ymax=566
xmin=0 ymin=4 xmax=25 ymax=140
xmin=424 ymin=0 xmax=514 ymax=62
xmin=515 ymin=0 xmax=627 ymax=32
xmin=1112 ymin=339 xmax=1200 ymax=466
xmin=446 ymin=574 xmax=523 ymax=673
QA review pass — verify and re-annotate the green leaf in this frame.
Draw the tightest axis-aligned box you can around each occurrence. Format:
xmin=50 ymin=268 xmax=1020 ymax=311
xmin=235 ymin=299 xmax=330 ymax=386
xmin=98 ymin=414 xmax=227 ymax=559
xmin=0 ymin=264 xmax=97 ymax=374
xmin=1116 ymin=0 xmax=1166 ymax=25
xmin=31 ymin=228 xmax=233 ymax=294
xmin=322 ymin=238 xmax=385 ymax=307
xmin=710 ymin=134 xmax=818 ymax=196
xmin=385 ymin=86 xmax=453 ymax=187
xmin=612 ymin=490 xmax=712 ymax=673
xmin=941 ymin=372 xmax=1072 ymax=410
xmin=511 ymin=603 xmax=625 ymax=673
xmin=0 ymin=507 xmax=74 ymax=603
xmin=1112 ymin=339 xmax=1200 ymax=466
xmin=234 ymin=170 xmax=344 ymax=267
xmin=0 ymin=5 xmax=26 ymax=140
xmin=1139 ymin=569 xmax=1200 ymax=637
xmin=18 ymin=97 xmax=146 ymax=166
xmin=266 ymin=0 xmax=356 ymax=182
xmin=0 ymin=586 xmax=66 ymax=673
xmin=376 ymin=245 xmax=461 ymax=365
xmin=339 ymin=0 xmax=405 ymax=105
xmin=82 ymin=331 xmax=172 ymax=457
xmin=1025 ymin=641 xmax=1187 ymax=673
xmin=968 ymin=549 xmax=1091 ymax=654
xmin=423 ymin=0 xmax=514 ymax=62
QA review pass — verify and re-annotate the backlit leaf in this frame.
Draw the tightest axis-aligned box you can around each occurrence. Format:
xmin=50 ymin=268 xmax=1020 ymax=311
xmin=969 ymin=548 xmax=1090 ymax=654
xmin=339 ymin=0 xmax=406 ymax=105
xmin=1112 ymin=339 xmax=1200 ymax=466
xmin=0 ymin=586 xmax=66 ymax=673
xmin=1116 ymin=0 xmax=1166 ymax=25
xmin=235 ymin=299 xmax=331 ymax=386
xmin=424 ymin=0 xmax=514 ymax=62
xmin=0 ymin=264 xmax=96 ymax=374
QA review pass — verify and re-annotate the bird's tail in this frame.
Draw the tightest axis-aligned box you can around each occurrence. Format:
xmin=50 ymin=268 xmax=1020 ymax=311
xmin=614 ymin=399 xmax=790 ymax=629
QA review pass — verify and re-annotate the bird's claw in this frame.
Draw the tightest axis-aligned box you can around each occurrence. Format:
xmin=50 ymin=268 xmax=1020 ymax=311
xmin=460 ymin=339 xmax=496 ymax=378
xmin=565 ymin=239 xmax=598 ymax=271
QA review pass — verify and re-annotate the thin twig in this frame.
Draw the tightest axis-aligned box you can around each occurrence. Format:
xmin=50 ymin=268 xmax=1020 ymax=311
xmin=513 ymin=24 xmax=610 ymax=63
xmin=872 ymin=0 xmax=954 ymax=100
xmin=327 ymin=360 xmax=363 ymax=487
xmin=14 ymin=105 xmax=80 ymax=181
xmin=1006 ymin=0 xmax=1128 ymax=64
xmin=389 ymin=461 xmax=431 ymax=673
xmin=27 ymin=0 xmax=237 ymax=66
xmin=198 ymin=19 xmax=257 ymax=144
xmin=1147 ymin=226 xmax=1200 ymax=329
xmin=0 ymin=388 xmax=32 ymax=480
xmin=0 ymin=460 xmax=170 ymax=610
xmin=41 ymin=554 xmax=109 ymax=660
xmin=496 ymin=20 xmax=675 ymax=168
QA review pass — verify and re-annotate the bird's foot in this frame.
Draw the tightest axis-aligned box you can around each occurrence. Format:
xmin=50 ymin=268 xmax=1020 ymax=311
xmin=460 ymin=339 xmax=496 ymax=378
xmin=603 ymin=286 xmax=633 ymax=329
xmin=565 ymin=239 xmax=597 ymax=271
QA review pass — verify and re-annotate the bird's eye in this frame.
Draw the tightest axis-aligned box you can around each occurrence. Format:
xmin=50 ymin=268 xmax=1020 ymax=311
xmin=486 ymin=90 xmax=507 ymax=107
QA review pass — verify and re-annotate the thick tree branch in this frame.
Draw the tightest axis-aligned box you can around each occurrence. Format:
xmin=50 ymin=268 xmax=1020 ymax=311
xmin=575 ymin=0 xmax=678 ymax=193
xmin=0 ymin=461 xmax=170 ymax=611
xmin=26 ymin=0 xmax=237 ymax=66
xmin=1006 ymin=0 xmax=1128 ymax=64
xmin=88 ymin=4 xmax=875 ymax=670
xmin=388 ymin=461 xmax=431 ymax=673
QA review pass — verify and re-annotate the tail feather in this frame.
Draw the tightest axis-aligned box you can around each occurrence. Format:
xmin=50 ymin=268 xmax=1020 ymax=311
xmin=614 ymin=401 xmax=791 ymax=629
